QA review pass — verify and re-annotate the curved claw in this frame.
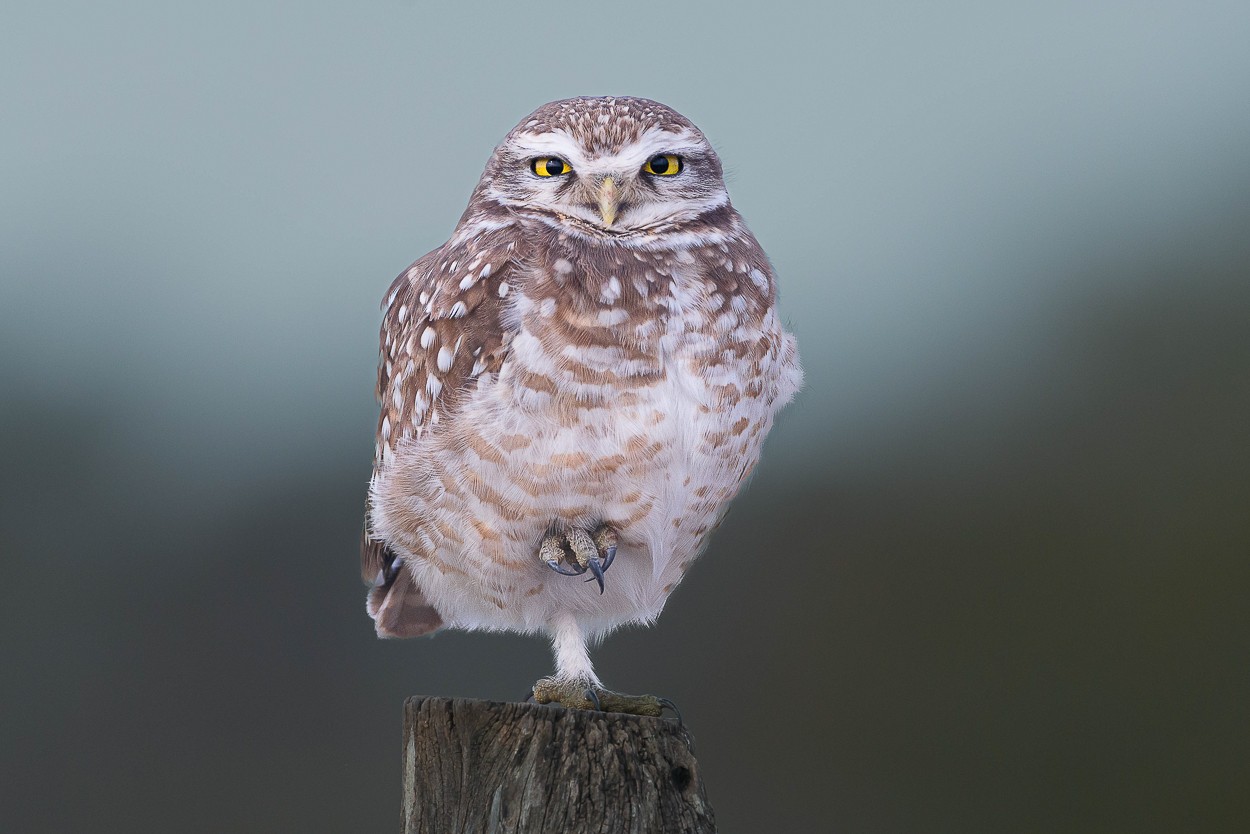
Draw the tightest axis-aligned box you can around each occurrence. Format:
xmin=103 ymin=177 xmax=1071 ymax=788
xmin=657 ymin=697 xmax=684 ymax=726
xmin=546 ymin=560 xmax=586 ymax=576
xmin=598 ymin=542 xmax=616 ymax=572
xmin=584 ymin=688 xmax=603 ymax=711
xmin=584 ymin=557 xmax=606 ymax=594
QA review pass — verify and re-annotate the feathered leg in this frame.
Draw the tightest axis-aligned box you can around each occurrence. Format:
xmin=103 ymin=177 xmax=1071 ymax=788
xmin=531 ymin=612 xmax=665 ymax=716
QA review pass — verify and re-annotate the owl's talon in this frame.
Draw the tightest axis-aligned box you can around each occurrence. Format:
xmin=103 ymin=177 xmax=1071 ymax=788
xmin=593 ymin=525 xmax=618 ymax=572
xmin=566 ymin=527 xmax=599 ymax=570
xmin=540 ymin=531 xmax=585 ymax=575
xmin=540 ymin=526 xmax=617 ymax=591
xmin=584 ymin=688 xmax=602 ymax=710
xmin=657 ymin=697 xmax=684 ymax=725
xmin=545 ymin=560 xmax=585 ymax=576
xmin=585 ymin=557 xmax=606 ymax=594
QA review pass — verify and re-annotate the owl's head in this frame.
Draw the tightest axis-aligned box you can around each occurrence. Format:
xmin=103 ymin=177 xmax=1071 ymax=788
xmin=476 ymin=96 xmax=728 ymax=235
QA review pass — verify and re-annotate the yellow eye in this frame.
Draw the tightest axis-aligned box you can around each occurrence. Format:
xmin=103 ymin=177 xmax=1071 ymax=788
xmin=531 ymin=157 xmax=571 ymax=177
xmin=643 ymin=154 xmax=682 ymax=176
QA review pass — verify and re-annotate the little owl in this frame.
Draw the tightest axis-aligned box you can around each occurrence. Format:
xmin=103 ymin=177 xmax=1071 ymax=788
xmin=362 ymin=96 xmax=801 ymax=714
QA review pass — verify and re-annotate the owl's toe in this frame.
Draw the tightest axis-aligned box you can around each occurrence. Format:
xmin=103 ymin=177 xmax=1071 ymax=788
xmin=592 ymin=524 xmax=618 ymax=571
xmin=566 ymin=527 xmax=599 ymax=570
xmin=578 ymin=524 xmax=619 ymax=593
xmin=539 ymin=531 xmax=585 ymax=576
xmin=531 ymin=677 xmax=667 ymax=717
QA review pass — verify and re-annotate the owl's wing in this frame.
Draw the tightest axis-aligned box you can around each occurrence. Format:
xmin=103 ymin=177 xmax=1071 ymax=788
xmin=361 ymin=225 xmax=519 ymax=637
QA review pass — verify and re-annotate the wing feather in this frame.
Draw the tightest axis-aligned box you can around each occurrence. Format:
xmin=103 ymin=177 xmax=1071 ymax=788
xmin=361 ymin=225 xmax=519 ymax=587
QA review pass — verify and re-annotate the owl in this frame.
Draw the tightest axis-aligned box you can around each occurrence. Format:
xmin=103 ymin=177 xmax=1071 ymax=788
xmin=362 ymin=96 xmax=801 ymax=714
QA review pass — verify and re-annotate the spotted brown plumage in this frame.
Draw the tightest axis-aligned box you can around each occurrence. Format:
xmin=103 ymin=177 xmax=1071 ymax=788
xmin=362 ymin=97 xmax=801 ymax=712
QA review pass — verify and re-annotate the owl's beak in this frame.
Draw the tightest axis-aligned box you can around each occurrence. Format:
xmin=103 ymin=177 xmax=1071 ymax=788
xmin=596 ymin=177 xmax=620 ymax=227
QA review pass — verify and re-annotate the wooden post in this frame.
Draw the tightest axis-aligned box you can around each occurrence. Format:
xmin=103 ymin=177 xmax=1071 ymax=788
xmin=402 ymin=696 xmax=717 ymax=833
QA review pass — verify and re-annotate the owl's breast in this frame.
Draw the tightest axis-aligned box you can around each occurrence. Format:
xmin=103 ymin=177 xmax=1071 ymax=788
xmin=473 ymin=270 xmax=786 ymax=565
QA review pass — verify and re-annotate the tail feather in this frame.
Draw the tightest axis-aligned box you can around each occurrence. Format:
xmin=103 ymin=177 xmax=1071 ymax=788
xmin=362 ymin=529 xmax=443 ymax=638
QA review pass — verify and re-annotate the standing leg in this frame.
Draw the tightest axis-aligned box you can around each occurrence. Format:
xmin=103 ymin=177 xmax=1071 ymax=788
xmin=531 ymin=612 xmax=664 ymax=716
xmin=550 ymin=611 xmax=602 ymax=687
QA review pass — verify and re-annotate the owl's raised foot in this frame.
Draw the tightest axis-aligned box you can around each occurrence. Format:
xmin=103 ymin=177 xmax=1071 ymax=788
xmin=531 ymin=676 xmax=666 ymax=717
xmin=538 ymin=524 xmax=617 ymax=593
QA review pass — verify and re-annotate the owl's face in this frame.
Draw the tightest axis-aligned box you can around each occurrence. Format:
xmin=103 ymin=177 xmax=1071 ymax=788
xmin=477 ymin=97 xmax=729 ymax=235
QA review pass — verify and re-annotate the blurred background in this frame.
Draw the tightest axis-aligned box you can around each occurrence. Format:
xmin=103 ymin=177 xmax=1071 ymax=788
xmin=3 ymin=1 xmax=1248 ymax=831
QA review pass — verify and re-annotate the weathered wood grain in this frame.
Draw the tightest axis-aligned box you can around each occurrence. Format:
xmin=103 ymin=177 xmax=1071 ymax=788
xmin=402 ymin=697 xmax=716 ymax=833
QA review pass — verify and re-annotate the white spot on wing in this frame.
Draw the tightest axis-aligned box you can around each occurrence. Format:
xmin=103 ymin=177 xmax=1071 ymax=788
xmin=597 ymin=308 xmax=628 ymax=326
xmin=600 ymin=276 xmax=621 ymax=304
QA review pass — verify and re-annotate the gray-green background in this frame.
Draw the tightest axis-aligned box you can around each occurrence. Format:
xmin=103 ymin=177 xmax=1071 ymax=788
xmin=3 ymin=2 xmax=1248 ymax=831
